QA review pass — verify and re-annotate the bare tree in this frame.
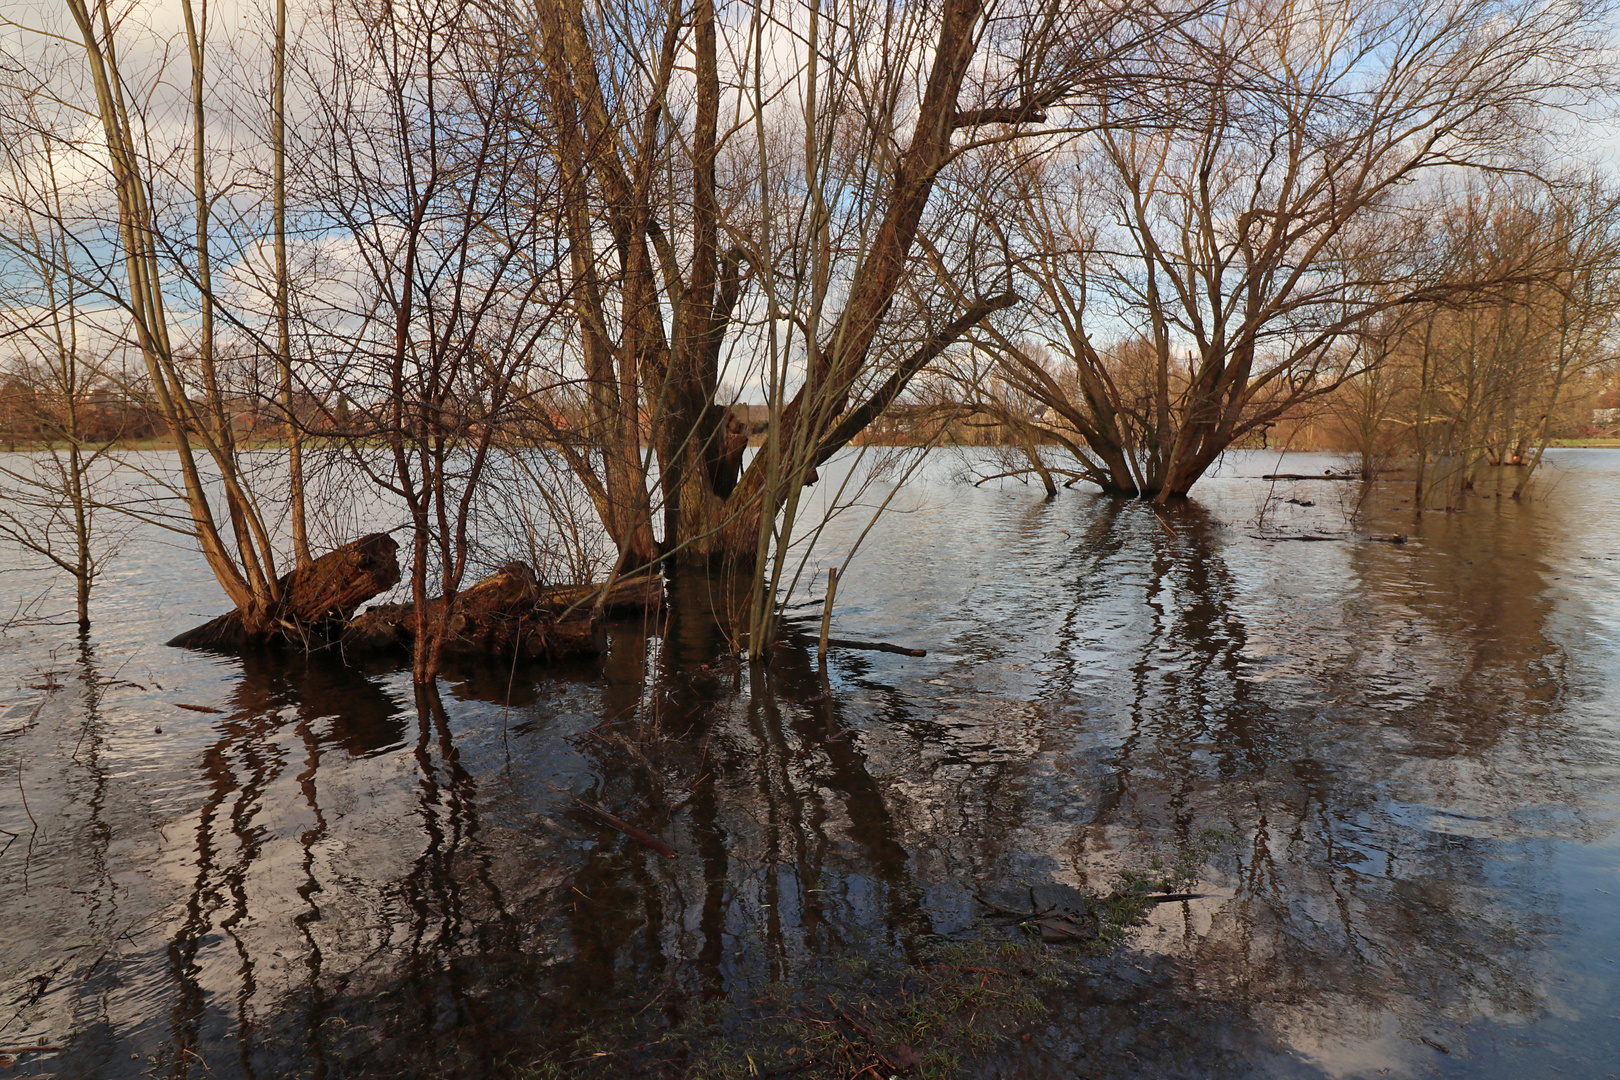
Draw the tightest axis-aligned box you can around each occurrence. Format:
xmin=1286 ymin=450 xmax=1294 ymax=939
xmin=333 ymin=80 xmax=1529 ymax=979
xmin=978 ymin=0 xmax=1615 ymax=500
xmin=0 ymin=0 xmax=403 ymax=648
xmin=273 ymin=0 xmax=312 ymax=568
xmin=0 ymin=112 xmax=125 ymax=628
xmin=304 ymin=0 xmax=573 ymax=681
xmin=1507 ymin=178 xmax=1620 ymax=496
xmin=507 ymin=0 xmax=1164 ymax=576
xmin=1322 ymin=318 xmax=1407 ymax=481
xmin=1401 ymin=176 xmax=1620 ymax=506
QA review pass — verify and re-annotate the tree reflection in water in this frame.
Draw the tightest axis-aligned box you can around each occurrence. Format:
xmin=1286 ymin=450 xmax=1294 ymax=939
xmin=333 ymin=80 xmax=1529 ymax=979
xmin=965 ymin=496 xmax=1608 ymax=1078
xmin=81 ymin=595 xmax=951 ymax=1079
xmin=3 ymin=468 xmax=1615 ymax=1080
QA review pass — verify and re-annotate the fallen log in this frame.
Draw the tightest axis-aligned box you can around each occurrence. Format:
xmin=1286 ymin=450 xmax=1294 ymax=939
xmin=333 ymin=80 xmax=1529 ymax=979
xmin=168 ymin=533 xmax=401 ymax=651
xmin=537 ymin=573 xmax=665 ymax=616
xmin=1260 ymin=472 xmax=1360 ymax=481
xmin=342 ymin=564 xmax=663 ymax=664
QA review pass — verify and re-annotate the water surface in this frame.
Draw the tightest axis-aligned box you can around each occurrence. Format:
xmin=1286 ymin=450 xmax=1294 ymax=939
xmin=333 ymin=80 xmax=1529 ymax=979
xmin=1 ymin=450 xmax=1617 ymax=1079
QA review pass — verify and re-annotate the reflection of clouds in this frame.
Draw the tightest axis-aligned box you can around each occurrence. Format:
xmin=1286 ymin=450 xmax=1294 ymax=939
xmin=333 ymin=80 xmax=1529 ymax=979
xmin=2 ymin=452 xmax=1616 ymax=1077
xmin=799 ymin=460 xmax=1614 ymax=1076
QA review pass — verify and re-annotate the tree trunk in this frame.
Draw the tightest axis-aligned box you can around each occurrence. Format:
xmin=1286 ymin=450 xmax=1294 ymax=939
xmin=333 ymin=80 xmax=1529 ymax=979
xmin=342 ymin=563 xmax=662 ymax=663
xmin=273 ymin=0 xmax=310 ymax=567
xmin=168 ymin=533 xmax=401 ymax=650
xmin=672 ymin=0 xmax=991 ymax=568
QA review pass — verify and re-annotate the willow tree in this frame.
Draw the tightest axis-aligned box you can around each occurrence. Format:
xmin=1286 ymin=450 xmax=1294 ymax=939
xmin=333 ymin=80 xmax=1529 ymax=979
xmin=980 ymin=0 xmax=1615 ymax=500
xmin=1402 ymin=177 xmax=1620 ymax=506
xmin=512 ymin=0 xmax=1164 ymax=570
xmin=1504 ymin=179 xmax=1620 ymax=497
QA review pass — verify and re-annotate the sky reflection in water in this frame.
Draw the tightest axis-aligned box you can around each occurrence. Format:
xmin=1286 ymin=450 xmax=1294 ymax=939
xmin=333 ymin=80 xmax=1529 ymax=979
xmin=1 ymin=449 xmax=1618 ymax=1079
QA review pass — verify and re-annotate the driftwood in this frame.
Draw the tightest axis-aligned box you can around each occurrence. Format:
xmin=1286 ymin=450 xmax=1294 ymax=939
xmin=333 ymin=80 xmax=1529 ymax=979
xmin=826 ymin=636 xmax=926 ymax=657
xmin=1261 ymin=472 xmax=1360 ymax=481
xmin=168 ymin=533 xmax=401 ymax=650
xmin=342 ymin=565 xmax=663 ymax=664
xmin=570 ymin=795 xmax=677 ymax=857
xmin=781 ymin=626 xmax=926 ymax=657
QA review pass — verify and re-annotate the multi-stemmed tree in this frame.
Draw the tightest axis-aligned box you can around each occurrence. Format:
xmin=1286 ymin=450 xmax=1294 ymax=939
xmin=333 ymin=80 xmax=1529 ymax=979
xmin=975 ymin=0 xmax=1614 ymax=499
xmin=512 ymin=0 xmax=1164 ymax=571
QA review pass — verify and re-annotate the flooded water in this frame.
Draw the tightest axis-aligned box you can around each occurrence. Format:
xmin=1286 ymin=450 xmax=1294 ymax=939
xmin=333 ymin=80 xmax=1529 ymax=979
xmin=2 ymin=450 xmax=1618 ymax=1079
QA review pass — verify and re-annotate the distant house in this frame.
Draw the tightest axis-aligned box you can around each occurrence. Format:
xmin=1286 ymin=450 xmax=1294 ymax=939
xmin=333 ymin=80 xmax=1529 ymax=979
xmin=1593 ymin=407 xmax=1620 ymax=427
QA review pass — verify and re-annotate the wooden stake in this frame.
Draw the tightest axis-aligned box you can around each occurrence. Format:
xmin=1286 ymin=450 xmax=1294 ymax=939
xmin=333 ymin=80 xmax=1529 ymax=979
xmin=817 ymin=567 xmax=838 ymax=664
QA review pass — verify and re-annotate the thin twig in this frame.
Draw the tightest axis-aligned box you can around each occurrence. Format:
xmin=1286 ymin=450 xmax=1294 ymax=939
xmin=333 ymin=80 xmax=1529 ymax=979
xmin=570 ymin=796 xmax=676 ymax=858
xmin=823 ymin=636 xmax=925 ymax=657
xmin=17 ymin=761 xmax=38 ymax=832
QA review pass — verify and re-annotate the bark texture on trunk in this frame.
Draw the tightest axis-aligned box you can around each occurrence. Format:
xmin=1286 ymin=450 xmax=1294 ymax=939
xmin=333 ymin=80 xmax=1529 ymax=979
xmin=168 ymin=533 xmax=401 ymax=650
xmin=342 ymin=564 xmax=663 ymax=664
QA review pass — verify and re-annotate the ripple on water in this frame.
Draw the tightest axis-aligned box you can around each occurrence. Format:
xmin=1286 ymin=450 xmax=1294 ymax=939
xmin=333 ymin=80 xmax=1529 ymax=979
xmin=1 ymin=449 xmax=1618 ymax=1079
